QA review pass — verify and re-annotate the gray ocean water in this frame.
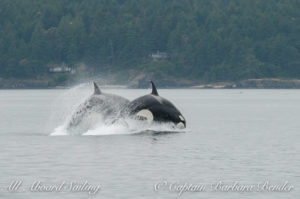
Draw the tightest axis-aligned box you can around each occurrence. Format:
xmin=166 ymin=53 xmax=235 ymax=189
xmin=0 ymin=88 xmax=299 ymax=198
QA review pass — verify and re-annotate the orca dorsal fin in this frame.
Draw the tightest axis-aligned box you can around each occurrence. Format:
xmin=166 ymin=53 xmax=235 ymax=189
xmin=150 ymin=80 xmax=158 ymax=96
xmin=93 ymin=82 xmax=101 ymax=95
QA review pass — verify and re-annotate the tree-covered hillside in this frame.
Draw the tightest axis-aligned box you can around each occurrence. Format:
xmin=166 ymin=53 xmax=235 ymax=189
xmin=0 ymin=0 xmax=299 ymax=84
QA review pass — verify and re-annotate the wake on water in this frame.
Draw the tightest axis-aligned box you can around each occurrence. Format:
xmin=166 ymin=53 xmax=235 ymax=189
xmin=51 ymin=118 xmax=183 ymax=136
xmin=49 ymin=83 xmax=186 ymax=136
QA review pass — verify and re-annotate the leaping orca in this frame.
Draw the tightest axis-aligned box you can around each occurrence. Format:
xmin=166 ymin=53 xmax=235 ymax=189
xmin=125 ymin=81 xmax=186 ymax=128
xmin=66 ymin=82 xmax=130 ymax=133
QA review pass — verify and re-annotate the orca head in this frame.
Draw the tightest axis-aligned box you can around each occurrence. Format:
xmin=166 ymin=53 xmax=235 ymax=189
xmin=148 ymin=102 xmax=186 ymax=129
xmin=129 ymin=81 xmax=186 ymax=128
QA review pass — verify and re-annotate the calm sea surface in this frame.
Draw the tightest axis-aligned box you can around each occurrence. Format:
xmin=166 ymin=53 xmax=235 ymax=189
xmin=0 ymin=88 xmax=299 ymax=198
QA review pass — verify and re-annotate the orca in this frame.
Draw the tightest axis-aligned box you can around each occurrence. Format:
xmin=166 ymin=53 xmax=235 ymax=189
xmin=125 ymin=81 xmax=186 ymax=128
xmin=66 ymin=82 xmax=130 ymax=133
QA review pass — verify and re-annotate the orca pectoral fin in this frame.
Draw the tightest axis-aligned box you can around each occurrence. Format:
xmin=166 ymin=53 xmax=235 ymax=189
xmin=93 ymin=82 xmax=101 ymax=95
xmin=150 ymin=80 xmax=158 ymax=96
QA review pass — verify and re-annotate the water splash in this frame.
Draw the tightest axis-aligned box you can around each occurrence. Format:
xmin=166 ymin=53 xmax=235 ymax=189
xmin=51 ymin=117 xmax=185 ymax=136
xmin=46 ymin=83 xmax=91 ymax=135
xmin=50 ymin=84 xmax=186 ymax=136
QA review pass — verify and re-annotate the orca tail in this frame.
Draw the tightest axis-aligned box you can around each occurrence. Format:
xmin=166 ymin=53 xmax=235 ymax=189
xmin=150 ymin=80 xmax=158 ymax=96
xmin=93 ymin=82 xmax=101 ymax=95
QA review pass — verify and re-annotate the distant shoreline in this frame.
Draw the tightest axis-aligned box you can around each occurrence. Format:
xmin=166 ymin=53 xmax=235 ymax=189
xmin=2 ymin=78 xmax=300 ymax=89
xmin=191 ymin=79 xmax=300 ymax=89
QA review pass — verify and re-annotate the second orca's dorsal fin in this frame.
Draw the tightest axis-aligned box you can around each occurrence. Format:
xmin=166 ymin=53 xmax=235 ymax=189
xmin=93 ymin=82 xmax=101 ymax=95
xmin=150 ymin=80 xmax=158 ymax=96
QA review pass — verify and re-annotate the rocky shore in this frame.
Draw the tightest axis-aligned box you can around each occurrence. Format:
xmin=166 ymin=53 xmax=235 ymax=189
xmin=191 ymin=79 xmax=300 ymax=89
xmin=0 ymin=78 xmax=55 ymax=89
xmin=2 ymin=78 xmax=300 ymax=89
xmin=236 ymin=79 xmax=300 ymax=89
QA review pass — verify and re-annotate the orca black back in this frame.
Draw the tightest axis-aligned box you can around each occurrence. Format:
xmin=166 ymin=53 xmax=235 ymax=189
xmin=126 ymin=81 xmax=186 ymax=128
